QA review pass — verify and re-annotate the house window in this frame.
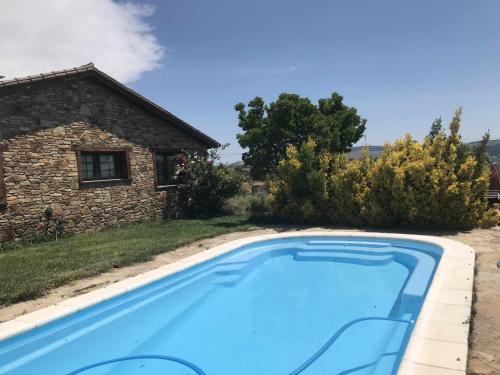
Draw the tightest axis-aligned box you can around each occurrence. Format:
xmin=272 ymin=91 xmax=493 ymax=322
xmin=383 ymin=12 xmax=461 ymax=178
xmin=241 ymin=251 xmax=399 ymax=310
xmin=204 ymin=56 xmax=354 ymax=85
xmin=74 ymin=147 xmax=131 ymax=184
xmin=81 ymin=152 xmax=124 ymax=180
xmin=154 ymin=152 xmax=181 ymax=186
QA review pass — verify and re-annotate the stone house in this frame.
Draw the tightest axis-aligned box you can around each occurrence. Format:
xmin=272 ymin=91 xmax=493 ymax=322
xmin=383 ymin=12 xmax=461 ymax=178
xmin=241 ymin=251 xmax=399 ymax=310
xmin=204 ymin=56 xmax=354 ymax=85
xmin=0 ymin=63 xmax=219 ymax=241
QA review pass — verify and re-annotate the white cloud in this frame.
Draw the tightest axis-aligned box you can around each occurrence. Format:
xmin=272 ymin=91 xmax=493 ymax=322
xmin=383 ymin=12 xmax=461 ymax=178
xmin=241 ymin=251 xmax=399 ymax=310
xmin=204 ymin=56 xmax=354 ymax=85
xmin=0 ymin=0 xmax=165 ymax=83
xmin=268 ymin=65 xmax=299 ymax=76
xmin=235 ymin=65 xmax=300 ymax=78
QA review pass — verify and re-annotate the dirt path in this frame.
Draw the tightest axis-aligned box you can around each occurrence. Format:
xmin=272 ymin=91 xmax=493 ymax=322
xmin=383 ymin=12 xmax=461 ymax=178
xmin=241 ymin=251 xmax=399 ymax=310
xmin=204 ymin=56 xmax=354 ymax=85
xmin=0 ymin=226 xmax=498 ymax=373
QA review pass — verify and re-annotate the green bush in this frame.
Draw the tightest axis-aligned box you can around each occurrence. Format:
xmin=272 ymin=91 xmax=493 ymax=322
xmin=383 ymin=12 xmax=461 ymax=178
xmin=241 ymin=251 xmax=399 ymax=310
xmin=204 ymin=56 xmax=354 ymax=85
xmin=269 ymin=109 xmax=498 ymax=230
xmin=224 ymin=195 xmax=252 ymax=216
xmin=248 ymin=193 xmax=273 ymax=221
xmin=176 ymin=150 xmax=242 ymax=217
xmin=223 ymin=192 xmax=273 ymax=222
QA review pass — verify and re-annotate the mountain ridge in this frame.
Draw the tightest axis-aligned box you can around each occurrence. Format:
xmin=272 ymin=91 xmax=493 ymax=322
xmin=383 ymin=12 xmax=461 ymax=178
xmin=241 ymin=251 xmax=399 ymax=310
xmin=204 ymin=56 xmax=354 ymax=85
xmin=349 ymin=139 xmax=500 ymax=162
xmin=227 ymin=139 xmax=500 ymax=167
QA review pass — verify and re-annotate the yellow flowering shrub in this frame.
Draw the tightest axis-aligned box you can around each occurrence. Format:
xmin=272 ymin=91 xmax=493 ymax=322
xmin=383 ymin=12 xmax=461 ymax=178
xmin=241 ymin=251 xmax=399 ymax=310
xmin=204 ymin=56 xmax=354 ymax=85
xmin=268 ymin=139 xmax=329 ymax=223
xmin=268 ymin=109 xmax=498 ymax=229
xmin=326 ymin=153 xmax=370 ymax=226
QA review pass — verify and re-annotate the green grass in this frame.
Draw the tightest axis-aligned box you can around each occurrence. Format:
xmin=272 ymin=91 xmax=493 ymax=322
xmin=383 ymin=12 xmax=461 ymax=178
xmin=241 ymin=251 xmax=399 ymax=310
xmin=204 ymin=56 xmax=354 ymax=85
xmin=0 ymin=216 xmax=253 ymax=306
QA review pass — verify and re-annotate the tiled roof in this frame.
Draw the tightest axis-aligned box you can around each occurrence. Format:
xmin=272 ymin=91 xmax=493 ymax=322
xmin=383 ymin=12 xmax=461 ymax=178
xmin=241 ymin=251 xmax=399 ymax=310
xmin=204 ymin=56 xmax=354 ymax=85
xmin=0 ymin=63 xmax=220 ymax=148
xmin=491 ymin=162 xmax=500 ymax=191
xmin=0 ymin=63 xmax=96 ymax=88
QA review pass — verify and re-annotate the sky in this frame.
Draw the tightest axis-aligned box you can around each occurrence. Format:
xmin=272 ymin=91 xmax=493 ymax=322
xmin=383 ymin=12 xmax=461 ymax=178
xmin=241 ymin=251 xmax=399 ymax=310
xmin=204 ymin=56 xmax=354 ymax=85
xmin=1 ymin=0 xmax=499 ymax=163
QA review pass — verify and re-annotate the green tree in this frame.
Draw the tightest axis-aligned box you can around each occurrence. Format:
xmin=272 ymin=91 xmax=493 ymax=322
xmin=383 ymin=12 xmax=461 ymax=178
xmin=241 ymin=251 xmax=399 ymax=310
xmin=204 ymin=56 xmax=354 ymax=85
xmin=428 ymin=117 xmax=443 ymax=141
xmin=235 ymin=92 xmax=366 ymax=179
xmin=473 ymin=130 xmax=491 ymax=179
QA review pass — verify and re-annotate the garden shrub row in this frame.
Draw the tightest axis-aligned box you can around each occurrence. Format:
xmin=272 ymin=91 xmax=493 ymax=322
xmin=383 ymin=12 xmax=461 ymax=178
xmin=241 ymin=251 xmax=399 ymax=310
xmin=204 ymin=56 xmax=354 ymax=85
xmin=268 ymin=109 xmax=498 ymax=229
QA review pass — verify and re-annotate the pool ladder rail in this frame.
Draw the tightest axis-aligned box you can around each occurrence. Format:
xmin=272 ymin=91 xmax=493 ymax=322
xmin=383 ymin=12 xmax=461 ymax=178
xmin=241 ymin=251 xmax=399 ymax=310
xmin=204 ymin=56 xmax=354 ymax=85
xmin=66 ymin=316 xmax=414 ymax=375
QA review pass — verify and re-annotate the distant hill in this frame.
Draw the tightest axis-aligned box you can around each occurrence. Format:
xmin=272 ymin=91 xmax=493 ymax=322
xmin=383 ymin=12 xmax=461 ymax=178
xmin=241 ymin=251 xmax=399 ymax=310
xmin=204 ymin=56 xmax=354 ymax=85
xmin=348 ymin=146 xmax=384 ymax=159
xmin=348 ymin=140 xmax=500 ymax=162
xmin=228 ymin=160 xmax=245 ymax=169
xmin=228 ymin=139 xmax=500 ymax=166
xmin=464 ymin=139 xmax=500 ymax=163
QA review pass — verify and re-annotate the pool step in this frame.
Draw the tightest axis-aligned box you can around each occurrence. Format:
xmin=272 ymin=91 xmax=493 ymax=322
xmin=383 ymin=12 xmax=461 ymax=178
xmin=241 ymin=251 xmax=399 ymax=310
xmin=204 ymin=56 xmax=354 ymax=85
xmin=294 ymin=251 xmax=394 ymax=266
xmin=212 ymin=275 xmax=245 ymax=287
xmin=212 ymin=262 xmax=249 ymax=287
xmin=306 ymin=240 xmax=391 ymax=248
xmin=213 ymin=262 xmax=247 ymax=276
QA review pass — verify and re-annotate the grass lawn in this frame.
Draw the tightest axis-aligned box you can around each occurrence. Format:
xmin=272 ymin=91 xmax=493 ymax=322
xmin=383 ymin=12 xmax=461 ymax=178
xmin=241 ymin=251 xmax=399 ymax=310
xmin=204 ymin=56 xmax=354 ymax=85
xmin=0 ymin=216 xmax=253 ymax=306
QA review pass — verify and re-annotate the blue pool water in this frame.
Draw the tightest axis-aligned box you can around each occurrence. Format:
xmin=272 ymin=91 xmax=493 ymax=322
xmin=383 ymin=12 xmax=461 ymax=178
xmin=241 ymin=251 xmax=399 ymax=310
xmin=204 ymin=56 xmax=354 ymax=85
xmin=0 ymin=236 xmax=442 ymax=375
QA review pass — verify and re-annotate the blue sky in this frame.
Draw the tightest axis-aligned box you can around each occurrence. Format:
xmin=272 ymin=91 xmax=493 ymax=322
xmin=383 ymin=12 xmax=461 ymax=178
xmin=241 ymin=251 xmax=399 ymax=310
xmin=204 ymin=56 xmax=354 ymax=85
xmin=126 ymin=0 xmax=500 ymax=162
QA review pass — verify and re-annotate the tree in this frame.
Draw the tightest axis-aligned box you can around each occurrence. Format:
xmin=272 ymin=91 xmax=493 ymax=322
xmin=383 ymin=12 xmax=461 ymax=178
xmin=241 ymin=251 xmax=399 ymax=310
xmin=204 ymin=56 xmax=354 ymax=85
xmin=428 ymin=117 xmax=443 ymax=140
xmin=235 ymin=92 xmax=366 ymax=179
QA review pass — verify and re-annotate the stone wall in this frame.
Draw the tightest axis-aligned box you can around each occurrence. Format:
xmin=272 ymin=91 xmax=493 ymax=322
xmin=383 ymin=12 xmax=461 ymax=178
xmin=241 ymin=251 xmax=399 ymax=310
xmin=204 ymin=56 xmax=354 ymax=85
xmin=0 ymin=75 xmax=209 ymax=241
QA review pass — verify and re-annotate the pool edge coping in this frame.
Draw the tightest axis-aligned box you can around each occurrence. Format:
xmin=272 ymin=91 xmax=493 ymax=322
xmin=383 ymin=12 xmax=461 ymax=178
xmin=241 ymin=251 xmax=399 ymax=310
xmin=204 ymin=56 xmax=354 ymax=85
xmin=0 ymin=231 xmax=474 ymax=375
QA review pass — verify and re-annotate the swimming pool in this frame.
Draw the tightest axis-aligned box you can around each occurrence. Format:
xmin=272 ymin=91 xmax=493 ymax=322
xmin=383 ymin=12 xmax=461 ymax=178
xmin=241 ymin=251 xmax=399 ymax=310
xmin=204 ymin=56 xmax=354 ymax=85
xmin=0 ymin=233 xmax=473 ymax=375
